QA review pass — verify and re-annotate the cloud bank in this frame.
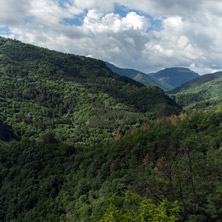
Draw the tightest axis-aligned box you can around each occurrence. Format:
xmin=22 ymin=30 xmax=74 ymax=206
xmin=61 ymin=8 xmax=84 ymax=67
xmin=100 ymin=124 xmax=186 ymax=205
xmin=0 ymin=0 xmax=222 ymax=74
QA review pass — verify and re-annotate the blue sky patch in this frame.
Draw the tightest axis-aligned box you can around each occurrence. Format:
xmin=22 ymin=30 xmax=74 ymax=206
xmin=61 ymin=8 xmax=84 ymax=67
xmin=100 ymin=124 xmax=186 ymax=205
xmin=63 ymin=17 xmax=82 ymax=26
xmin=114 ymin=4 xmax=128 ymax=17
xmin=0 ymin=26 xmax=10 ymax=35
xmin=24 ymin=16 xmax=35 ymax=24
xmin=62 ymin=10 xmax=87 ymax=26
xmin=147 ymin=16 xmax=163 ymax=32
xmin=54 ymin=0 xmax=67 ymax=8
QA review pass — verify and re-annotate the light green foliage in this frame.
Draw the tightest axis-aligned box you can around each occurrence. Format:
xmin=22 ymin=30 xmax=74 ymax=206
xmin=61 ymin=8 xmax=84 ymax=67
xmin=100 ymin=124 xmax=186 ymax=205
xmin=100 ymin=191 xmax=180 ymax=222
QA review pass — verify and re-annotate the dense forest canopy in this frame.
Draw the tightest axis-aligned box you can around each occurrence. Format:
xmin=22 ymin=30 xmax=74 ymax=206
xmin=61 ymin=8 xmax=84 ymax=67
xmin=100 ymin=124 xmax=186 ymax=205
xmin=1 ymin=110 xmax=222 ymax=221
xmin=0 ymin=36 xmax=180 ymax=145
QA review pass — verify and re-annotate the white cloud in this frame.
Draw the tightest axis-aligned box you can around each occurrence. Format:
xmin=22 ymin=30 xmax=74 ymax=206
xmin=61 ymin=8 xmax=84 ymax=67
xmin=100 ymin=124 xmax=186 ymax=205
xmin=83 ymin=10 xmax=149 ymax=33
xmin=0 ymin=0 xmax=222 ymax=74
xmin=123 ymin=12 xmax=149 ymax=31
xmin=0 ymin=0 xmax=31 ymax=25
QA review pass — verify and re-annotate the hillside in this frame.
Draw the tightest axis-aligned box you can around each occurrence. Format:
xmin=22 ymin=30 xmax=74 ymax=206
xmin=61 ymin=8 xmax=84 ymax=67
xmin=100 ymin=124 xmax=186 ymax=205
xmin=170 ymin=72 xmax=222 ymax=94
xmin=170 ymin=72 xmax=222 ymax=110
xmin=1 ymin=110 xmax=222 ymax=221
xmin=0 ymin=37 xmax=181 ymax=144
xmin=2 ymin=36 xmax=222 ymax=222
xmin=106 ymin=62 xmax=173 ymax=91
xmin=150 ymin=67 xmax=199 ymax=88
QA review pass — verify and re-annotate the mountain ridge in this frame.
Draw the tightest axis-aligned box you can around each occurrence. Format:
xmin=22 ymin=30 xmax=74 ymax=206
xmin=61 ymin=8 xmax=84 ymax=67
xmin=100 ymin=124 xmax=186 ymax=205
xmin=106 ymin=62 xmax=173 ymax=91
xmin=150 ymin=67 xmax=199 ymax=88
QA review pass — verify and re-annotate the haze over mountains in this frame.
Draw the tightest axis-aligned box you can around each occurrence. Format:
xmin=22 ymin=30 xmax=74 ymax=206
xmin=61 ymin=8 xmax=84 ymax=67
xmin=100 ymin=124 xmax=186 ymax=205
xmin=149 ymin=67 xmax=200 ymax=88
xmin=106 ymin=62 xmax=200 ymax=91
xmin=106 ymin=62 xmax=173 ymax=91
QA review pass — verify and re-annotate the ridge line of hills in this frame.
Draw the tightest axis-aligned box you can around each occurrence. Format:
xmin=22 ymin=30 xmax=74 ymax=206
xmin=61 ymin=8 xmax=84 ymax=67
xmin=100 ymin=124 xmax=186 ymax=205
xmin=105 ymin=62 xmax=174 ymax=91
xmin=0 ymin=36 xmax=181 ymax=144
xmin=106 ymin=60 xmax=222 ymax=112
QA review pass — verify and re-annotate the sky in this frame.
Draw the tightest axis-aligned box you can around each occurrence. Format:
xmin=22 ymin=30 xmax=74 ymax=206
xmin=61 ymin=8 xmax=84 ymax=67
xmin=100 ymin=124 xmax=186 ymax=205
xmin=0 ymin=0 xmax=222 ymax=74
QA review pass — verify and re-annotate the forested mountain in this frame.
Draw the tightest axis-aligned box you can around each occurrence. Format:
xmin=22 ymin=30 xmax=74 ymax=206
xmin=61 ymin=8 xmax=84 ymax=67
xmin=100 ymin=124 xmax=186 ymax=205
xmin=106 ymin=62 xmax=173 ymax=91
xmin=0 ymin=37 xmax=180 ymax=145
xmin=150 ymin=67 xmax=199 ymax=88
xmin=2 ymin=36 xmax=222 ymax=222
xmin=170 ymin=72 xmax=222 ymax=110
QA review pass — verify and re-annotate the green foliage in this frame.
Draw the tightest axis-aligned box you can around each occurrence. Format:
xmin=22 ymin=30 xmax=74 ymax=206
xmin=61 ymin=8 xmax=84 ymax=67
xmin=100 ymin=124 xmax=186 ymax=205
xmin=170 ymin=72 xmax=222 ymax=111
xmin=2 ymin=36 xmax=222 ymax=222
xmin=100 ymin=191 xmax=180 ymax=222
xmin=1 ymin=110 xmax=222 ymax=221
xmin=0 ymin=119 xmax=15 ymax=141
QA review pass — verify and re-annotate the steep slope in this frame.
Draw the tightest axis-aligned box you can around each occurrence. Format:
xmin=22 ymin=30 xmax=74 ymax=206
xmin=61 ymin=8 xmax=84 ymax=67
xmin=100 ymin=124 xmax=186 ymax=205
xmin=0 ymin=37 xmax=181 ymax=144
xmin=106 ymin=62 xmax=173 ymax=91
xmin=170 ymin=72 xmax=222 ymax=110
xmin=150 ymin=67 xmax=199 ymax=88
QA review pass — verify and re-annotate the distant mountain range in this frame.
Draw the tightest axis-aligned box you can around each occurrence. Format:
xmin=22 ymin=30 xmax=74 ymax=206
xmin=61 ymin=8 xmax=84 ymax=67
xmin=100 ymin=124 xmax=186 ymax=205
xmin=106 ymin=62 xmax=222 ymax=111
xmin=106 ymin=62 xmax=173 ymax=91
xmin=106 ymin=62 xmax=199 ymax=91
xmin=149 ymin=67 xmax=199 ymax=88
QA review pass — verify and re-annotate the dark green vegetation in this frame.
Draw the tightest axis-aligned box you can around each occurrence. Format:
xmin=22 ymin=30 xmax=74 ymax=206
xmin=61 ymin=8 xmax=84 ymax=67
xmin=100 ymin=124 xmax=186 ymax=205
xmin=2 ymin=110 xmax=222 ymax=221
xmin=0 ymin=37 xmax=180 ymax=145
xmin=150 ymin=67 xmax=199 ymax=89
xmin=0 ymin=119 xmax=15 ymax=141
xmin=170 ymin=72 xmax=222 ymax=111
xmin=106 ymin=62 xmax=173 ymax=91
